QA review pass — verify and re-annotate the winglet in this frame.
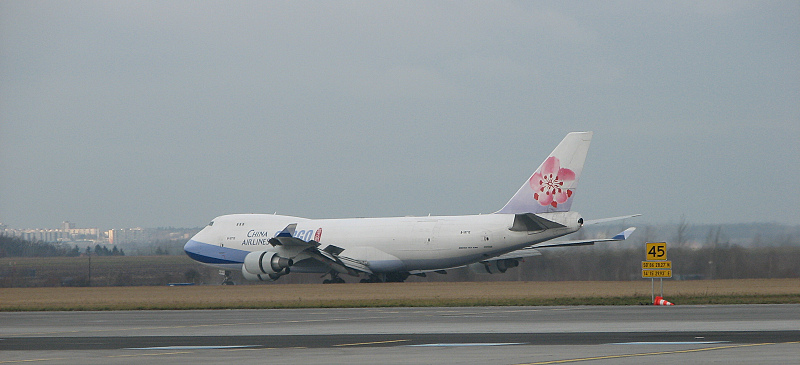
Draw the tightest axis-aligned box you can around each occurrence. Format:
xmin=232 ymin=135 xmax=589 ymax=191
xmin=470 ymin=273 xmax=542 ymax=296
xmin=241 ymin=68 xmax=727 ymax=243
xmin=269 ymin=223 xmax=298 ymax=246
xmin=497 ymin=132 xmax=593 ymax=214
xmin=275 ymin=223 xmax=297 ymax=238
xmin=612 ymin=227 xmax=636 ymax=241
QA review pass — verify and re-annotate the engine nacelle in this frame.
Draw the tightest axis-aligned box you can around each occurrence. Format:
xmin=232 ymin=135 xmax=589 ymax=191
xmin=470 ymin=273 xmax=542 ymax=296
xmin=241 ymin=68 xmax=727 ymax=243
xmin=468 ymin=259 xmax=520 ymax=274
xmin=243 ymin=251 xmax=293 ymax=276
xmin=241 ymin=267 xmax=283 ymax=282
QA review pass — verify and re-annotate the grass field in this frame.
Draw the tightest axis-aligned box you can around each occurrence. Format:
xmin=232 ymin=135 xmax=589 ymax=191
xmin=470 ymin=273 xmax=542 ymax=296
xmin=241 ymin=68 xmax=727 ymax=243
xmin=0 ymin=255 xmax=212 ymax=287
xmin=1 ymin=279 xmax=797 ymax=311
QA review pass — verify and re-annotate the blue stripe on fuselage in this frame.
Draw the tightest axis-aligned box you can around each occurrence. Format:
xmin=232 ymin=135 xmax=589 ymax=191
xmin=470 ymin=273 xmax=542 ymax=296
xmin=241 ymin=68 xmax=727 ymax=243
xmin=183 ymin=239 xmax=248 ymax=265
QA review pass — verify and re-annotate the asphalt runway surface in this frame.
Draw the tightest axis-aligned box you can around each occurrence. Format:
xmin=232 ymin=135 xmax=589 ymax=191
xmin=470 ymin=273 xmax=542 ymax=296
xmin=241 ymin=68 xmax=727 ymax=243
xmin=1 ymin=305 xmax=798 ymax=364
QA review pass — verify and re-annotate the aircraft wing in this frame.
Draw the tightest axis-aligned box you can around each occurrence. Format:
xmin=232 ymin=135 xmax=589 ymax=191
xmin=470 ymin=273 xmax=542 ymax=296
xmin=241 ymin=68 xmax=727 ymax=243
xmin=336 ymin=255 xmax=373 ymax=274
xmin=491 ymin=247 xmax=543 ymax=260
xmin=486 ymin=227 xmax=636 ymax=260
xmin=266 ymin=224 xmax=370 ymax=275
xmin=408 ymin=248 xmax=544 ymax=275
xmin=409 ymin=227 xmax=637 ymax=276
xmin=295 ymin=243 xmax=372 ymax=276
xmin=533 ymin=227 xmax=636 ymax=248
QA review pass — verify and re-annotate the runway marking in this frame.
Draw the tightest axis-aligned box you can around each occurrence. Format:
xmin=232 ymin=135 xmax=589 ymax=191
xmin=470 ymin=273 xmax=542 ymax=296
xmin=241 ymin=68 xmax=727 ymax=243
xmin=0 ymin=351 xmax=195 ymax=363
xmin=612 ymin=341 xmax=730 ymax=345
xmin=514 ymin=342 xmax=783 ymax=364
xmin=219 ymin=346 xmax=307 ymax=350
xmin=498 ymin=309 xmax=541 ymax=313
xmin=333 ymin=339 xmax=410 ymax=347
xmin=126 ymin=345 xmax=259 ymax=350
xmin=1 ymin=316 xmax=370 ymax=337
xmin=408 ymin=343 xmax=525 ymax=347
xmin=107 ymin=351 xmax=194 ymax=357
xmin=0 ymin=358 xmax=67 ymax=364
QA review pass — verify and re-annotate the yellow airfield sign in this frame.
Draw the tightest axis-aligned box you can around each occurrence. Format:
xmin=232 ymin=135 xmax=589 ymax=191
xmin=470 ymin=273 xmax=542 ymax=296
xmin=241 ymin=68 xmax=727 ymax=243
xmin=642 ymin=269 xmax=672 ymax=278
xmin=646 ymin=242 xmax=667 ymax=260
xmin=642 ymin=261 xmax=672 ymax=269
xmin=643 ymin=242 xmax=672 ymax=279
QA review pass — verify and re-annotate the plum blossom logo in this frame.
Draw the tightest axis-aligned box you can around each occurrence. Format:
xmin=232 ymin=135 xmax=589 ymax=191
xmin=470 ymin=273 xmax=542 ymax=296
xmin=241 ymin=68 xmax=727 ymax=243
xmin=530 ymin=156 xmax=576 ymax=208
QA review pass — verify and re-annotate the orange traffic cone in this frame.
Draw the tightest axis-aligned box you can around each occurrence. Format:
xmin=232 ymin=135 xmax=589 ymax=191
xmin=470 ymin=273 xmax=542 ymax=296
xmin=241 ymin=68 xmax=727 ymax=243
xmin=654 ymin=296 xmax=674 ymax=306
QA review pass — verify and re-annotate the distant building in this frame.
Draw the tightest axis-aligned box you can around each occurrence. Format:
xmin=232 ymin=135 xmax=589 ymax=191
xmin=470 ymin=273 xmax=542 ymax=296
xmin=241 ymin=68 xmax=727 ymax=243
xmin=67 ymin=227 xmax=100 ymax=240
xmin=1 ymin=222 xmax=200 ymax=247
xmin=1 ymin=222 xmax=103 ymax=244
xmin=107 ymin=228 xmax=147 ymax=245
xmin=2 ymin=229 xmax=70 ymax=243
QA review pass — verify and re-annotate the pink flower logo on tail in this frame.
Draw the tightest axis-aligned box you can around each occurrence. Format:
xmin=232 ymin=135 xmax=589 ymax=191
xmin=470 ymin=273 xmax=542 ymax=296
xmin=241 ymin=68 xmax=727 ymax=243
xmin=530 ymin=156 xmax=576 ymax=208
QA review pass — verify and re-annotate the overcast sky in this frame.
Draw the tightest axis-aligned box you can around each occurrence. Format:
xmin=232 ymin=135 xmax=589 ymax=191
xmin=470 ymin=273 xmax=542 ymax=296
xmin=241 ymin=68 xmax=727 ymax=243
xmin=1 ymin=1 xmax=798 ymax=230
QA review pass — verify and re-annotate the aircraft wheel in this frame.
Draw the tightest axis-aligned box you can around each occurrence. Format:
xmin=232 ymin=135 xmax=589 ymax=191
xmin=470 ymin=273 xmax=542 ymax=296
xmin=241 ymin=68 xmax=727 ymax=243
xmin=360 ymin=275 xmax=382 ymax=283
xmin=322 ymin=279 xmax=331 ymax=284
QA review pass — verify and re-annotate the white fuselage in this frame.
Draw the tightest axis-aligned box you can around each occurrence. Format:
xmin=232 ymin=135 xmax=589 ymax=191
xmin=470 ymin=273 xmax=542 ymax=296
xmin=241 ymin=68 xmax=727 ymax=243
xmin=187 ymin=211 xmax=583 ymax=273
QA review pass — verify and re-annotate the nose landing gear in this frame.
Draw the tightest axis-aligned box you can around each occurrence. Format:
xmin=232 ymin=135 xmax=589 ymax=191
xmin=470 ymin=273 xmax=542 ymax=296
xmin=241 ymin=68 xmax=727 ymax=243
xmin=220 ymin=270 xmax=235 ymax=285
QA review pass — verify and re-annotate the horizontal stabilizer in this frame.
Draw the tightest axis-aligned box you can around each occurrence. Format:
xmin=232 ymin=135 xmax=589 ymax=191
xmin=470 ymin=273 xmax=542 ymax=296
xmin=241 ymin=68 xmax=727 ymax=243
xmin=583 ymin=214 xmax=641 ymax=225
xmin=510 ymin=213 xmax=566 ymax=232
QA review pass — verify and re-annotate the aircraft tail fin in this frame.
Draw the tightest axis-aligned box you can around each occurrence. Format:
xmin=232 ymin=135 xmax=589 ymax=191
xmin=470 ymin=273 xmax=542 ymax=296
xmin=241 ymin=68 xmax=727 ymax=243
xmin=496 ymin=131 xmax=593 ymax=214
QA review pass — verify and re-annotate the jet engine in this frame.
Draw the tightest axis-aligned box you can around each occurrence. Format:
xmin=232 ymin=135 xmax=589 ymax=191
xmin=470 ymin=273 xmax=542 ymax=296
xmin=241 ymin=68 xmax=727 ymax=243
xmin=241 ymin=268 xmax=282 ymax=282
xmin=243 ymin=251 xmax=293 ymax=280
xmin=467 ymin=258 xmax=520 ymax=274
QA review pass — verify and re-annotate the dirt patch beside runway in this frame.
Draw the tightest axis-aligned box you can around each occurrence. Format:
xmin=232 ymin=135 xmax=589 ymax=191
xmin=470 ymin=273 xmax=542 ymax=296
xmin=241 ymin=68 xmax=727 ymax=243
xmin=1 ymin=279 xmax=798 ymax=311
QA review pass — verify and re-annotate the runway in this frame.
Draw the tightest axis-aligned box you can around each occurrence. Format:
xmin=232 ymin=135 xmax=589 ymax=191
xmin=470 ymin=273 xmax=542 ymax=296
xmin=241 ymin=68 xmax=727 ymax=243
xmin=2 ymin=305 xmax=798 ymax=364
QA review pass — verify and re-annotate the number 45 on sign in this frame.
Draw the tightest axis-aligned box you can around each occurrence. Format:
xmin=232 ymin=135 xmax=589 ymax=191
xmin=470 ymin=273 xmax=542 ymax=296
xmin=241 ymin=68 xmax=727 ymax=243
xmin=646 ymin=242 xmax=667 ymax=261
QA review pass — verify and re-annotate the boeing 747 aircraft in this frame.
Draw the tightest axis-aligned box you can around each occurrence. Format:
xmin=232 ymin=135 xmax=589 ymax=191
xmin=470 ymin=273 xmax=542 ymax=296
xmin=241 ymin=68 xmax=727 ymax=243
xmin=184 ymin=132 xmax=637 ymax=284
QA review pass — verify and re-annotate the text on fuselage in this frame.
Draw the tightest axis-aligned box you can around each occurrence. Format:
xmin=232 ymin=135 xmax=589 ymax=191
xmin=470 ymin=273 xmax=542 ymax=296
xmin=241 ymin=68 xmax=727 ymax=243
xmin=241 ymin=228 xmax=319 ymax=245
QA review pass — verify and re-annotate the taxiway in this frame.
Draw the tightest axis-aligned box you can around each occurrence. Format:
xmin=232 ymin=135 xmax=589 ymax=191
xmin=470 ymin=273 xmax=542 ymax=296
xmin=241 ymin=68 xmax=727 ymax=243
xmin=1 ymin=305 xmax=798 ymax=364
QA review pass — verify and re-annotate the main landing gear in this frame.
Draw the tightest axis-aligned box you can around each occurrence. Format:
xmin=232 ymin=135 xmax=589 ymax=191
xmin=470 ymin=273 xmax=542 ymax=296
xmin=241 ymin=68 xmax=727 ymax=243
xmin=322 ymin=272 xmax=346 ymax=284
xmin=358 ymin=272 xmax=410 ymax=283
xmin=322 ymin=271 xmax=412 ymax=283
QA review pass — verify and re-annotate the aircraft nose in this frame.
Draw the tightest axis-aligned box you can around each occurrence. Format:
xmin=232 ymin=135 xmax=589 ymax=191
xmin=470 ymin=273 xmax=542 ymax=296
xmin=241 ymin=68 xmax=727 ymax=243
xmin=184 ymin=233 xmax=202 ymax=255
xmin=183 ymin=238 xmax=195 ymax=255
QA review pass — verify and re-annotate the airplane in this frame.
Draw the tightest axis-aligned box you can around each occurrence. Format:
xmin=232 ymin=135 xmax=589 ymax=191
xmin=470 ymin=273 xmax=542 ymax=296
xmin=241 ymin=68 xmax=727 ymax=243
xmin=184 ymin=131 xmax=638 ymax=284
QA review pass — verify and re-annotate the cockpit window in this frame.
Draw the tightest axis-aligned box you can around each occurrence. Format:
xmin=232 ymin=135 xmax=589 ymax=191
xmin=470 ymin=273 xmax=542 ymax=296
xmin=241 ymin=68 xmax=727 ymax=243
xmin=208 ymin=221 xmax=214 ymax=226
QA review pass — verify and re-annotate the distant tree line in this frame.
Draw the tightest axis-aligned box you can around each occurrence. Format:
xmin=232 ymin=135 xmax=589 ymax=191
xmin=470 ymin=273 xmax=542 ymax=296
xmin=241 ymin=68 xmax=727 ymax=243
xmin=0 ymin=236 xmax=123 ymax=258
xmin=0 ymin=236 xmax=79 ymax=257
xmin=86 ymin=244 xmax=125 ymax=256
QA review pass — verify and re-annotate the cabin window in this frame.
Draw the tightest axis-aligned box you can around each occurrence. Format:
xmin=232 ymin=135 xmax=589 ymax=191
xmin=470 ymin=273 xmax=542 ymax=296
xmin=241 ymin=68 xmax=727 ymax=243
xmin=208 ymin=221 xmax=214 ymax=226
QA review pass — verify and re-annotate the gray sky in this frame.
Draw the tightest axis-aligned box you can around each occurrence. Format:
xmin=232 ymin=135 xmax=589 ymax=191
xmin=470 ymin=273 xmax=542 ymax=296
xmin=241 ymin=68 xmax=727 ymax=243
xmin=1 ymin=1 xmax=798 ymax=229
